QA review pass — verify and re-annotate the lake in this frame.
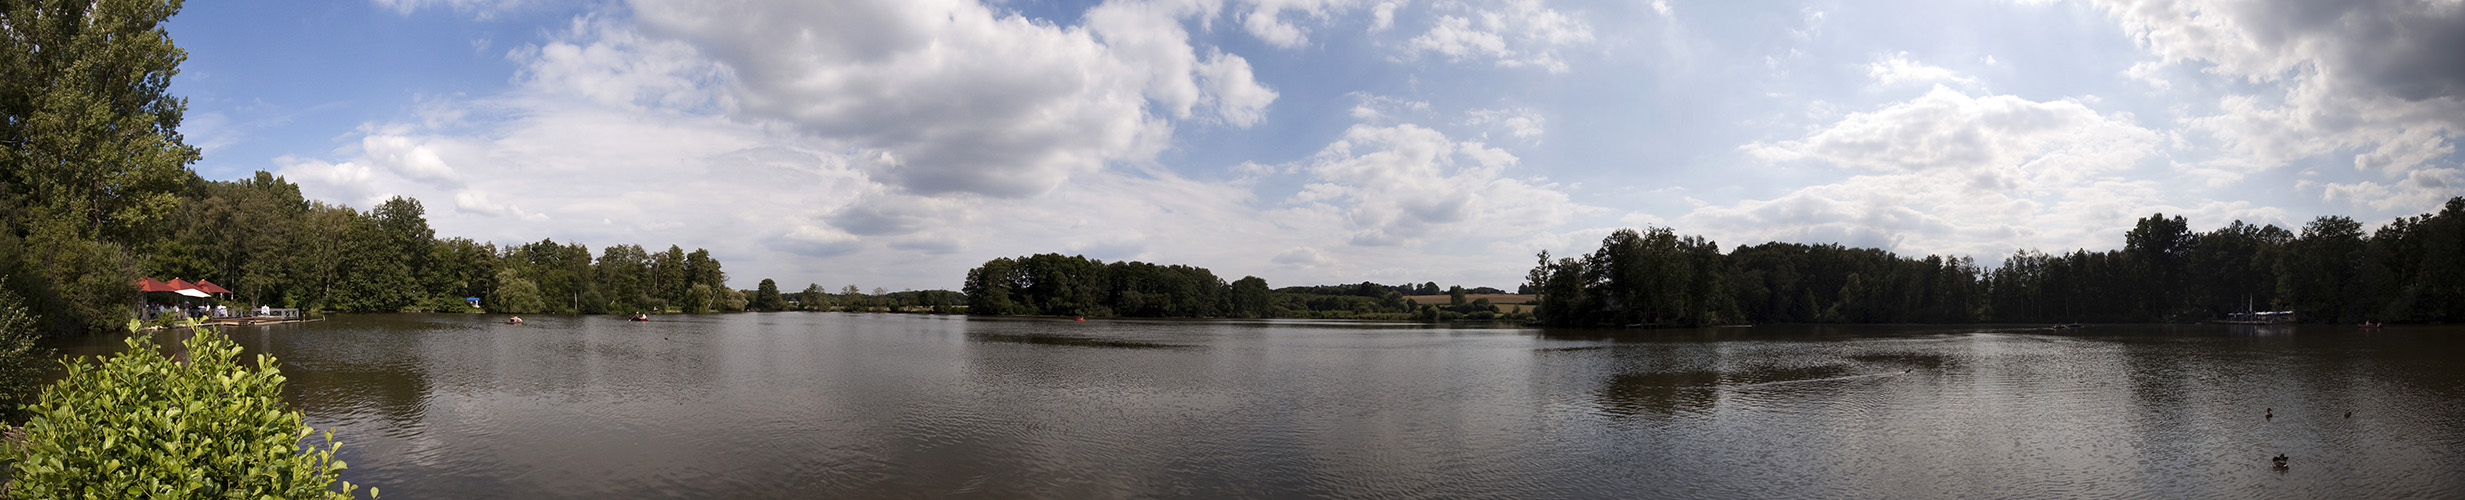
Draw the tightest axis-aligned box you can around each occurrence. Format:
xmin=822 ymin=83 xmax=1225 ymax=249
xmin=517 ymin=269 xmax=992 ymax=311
xmin=55 ymin=314 xmax=2465 ymax=498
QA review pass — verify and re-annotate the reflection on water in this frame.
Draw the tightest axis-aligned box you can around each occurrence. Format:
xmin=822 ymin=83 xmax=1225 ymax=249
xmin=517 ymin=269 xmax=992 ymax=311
xmin=48 ymin=317 xmax=2465 ymax=499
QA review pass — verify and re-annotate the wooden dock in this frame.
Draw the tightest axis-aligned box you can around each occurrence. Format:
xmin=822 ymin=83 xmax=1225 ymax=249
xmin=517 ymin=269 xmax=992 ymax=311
xmin=203 ymin=315 xmax=323 ymax=327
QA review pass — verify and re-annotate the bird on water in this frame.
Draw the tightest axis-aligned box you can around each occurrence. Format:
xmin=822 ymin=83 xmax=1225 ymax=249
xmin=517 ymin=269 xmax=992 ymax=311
xmin=2272 ymin=453 xmax=2289 ymax=468
xmin=2265 ymin=408 xmax=2273 ymax=420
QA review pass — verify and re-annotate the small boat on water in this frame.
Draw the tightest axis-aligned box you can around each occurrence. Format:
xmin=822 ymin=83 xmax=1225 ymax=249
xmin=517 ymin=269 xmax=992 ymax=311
xmin=2358 ymin=321 xmax=2383 ymax=329
xmin=506 ymin=316 xmax=525 ymax=325
xmin=630 ymin=312 xmax=651 ymax=322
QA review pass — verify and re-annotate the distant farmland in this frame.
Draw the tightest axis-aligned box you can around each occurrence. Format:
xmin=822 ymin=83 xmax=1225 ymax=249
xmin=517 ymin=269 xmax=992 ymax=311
xmin=1404 ymin=294 xmax=1538 ymax=313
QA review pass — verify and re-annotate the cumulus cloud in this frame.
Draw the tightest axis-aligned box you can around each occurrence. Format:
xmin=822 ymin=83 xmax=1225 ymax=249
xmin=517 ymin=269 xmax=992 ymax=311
xmin=770 ymin=224 xmax=864 ymax=258
xmin=508 ymin=16 xmax=730 ymax=112
xmin=273 ymin=156 xmax=381 ymax=206
xmin=370 ymin=0 xmax=538 ymax=18
xmin=454 ymin=191 xmax=549 ymax=221
xmin=1399 ymin=0 xmax=1594 ymax=72
xmin=1462 ymin=107 xmax=1545 ymax=140
xmin=358 ymin=134 xmax=465 ymax=187
xmin=2324 ymin=168 xmax=2463 ymax=211
xmin=2092 ymin=0 xmax=2465 ymax=207
xmin=1288 ymin=123 xmax=1586 ymax=246
xmin=628 ymin=0 xmax=1276 ymax=197
xmin=2125 ymin=60 xmax=2171 ymax=90
xmin=1745 ymin=86 xmax=2157 ymax=178
xmin=1273 ymin=247 xmax=1332 ymax=267
xmin=1369 ymin=1 xmax=1405 ymax=31
xmin=1701 ymin=88 xmax=2178 ymax=259
xmin=267 ymin=1 xmax=1623 ymax=291
xmin=1866 ymin=51 xmax=1974 ymax=86
xmin=1348 ymin=93 xmax=1431 ymax=122
xmin=1238 ymin=0 xmax=1356 ymax=48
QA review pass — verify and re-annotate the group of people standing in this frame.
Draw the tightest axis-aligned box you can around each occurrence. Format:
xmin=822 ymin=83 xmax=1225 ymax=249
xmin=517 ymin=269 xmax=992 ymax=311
xmin=141 ymin=303 xmax=276 ymax=320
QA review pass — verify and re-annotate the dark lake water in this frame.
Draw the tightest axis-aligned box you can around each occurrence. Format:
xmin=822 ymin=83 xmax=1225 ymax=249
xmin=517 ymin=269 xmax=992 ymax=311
xmin=57 ymin=314 xmax=2465 ymax=498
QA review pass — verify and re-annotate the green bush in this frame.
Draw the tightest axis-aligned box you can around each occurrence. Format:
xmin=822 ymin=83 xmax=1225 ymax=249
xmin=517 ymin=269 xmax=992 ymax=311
xmin=0 ymin=282 xmax=52 ymax=423
xmin=8 ymin=322 xmax=371 ymax=498
xmin=489 ymin=269 xmax=546 ymax=314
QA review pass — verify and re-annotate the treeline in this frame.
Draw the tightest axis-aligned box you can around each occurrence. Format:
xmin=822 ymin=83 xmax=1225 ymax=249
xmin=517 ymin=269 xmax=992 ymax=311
xmin=144 ymin=176 xmax=742 ymax=316
xmin=960 ymin=253 xmax=1527 ymax=320
xmin=963 ymin=253 xmax=1264 ymax=318
xmin=1531 ymin=198 xmax=2465 ymax=326
xmin=751 ymin=280 xmax=965 ymax=314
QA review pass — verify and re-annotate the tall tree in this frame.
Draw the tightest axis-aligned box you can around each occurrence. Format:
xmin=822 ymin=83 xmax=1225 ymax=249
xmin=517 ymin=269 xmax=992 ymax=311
xmin=800 ymin=283 xmax=826 ymax=311
xmin=681 ymin=283 xmax=712 ymax=314
xmin=751 ymin=278 xmax=785 ymax=311
xmin=0 ymin=0 xmax=198 ymax=332
xmin=2124 ymin=213 xmax=2194 ymax=317
xmin=653 ymin=245 xmax=686 ymax=306
xmin=2281 ymin=216 xmax=2368 ymax=323
xmin=594 ymin=244 xmax=651 ymax=313
xmin=0 ymin=0 xmax=198 ymax=243
xmin=371 ymin=196 xmax=435 ymax=307
xmin=684 ymin=248 xmax=724 ymax=291
xmin=1231 ymin=276 xmax=1271 ymax=318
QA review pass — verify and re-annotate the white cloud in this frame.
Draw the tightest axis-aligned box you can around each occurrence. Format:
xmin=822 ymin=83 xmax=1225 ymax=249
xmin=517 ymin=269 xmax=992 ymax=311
xmin=1744 ymin=86 xmax=2158 ymax=179
xmin=1287 ymin=123 xmax=1588 ymax=246
xmin=1238 ymin=0 xmax=1356 ymax=48
xmin=1399 ymin=0 xmax=1595 ymax=73
xmin=1347 ymin=92 xmax=1430 ymax=122
xmin=454 ymin=191 xmax=548 ymax=221
xmin=274 ymin=156 xmax=377 ymax=204
xmin=1866 ymin=51 xmax=1974 ymax=86
xmin=2125 ymin=60 xmax=2170 ymax=90
xmin=358 ymin=134 xmax=464 ymax=187
xmin=509 ymin=16 xmax=730 ymax=112
xmin=2324 ymin=168 xmax=2463 ymax=211
xmin=370 ymin=0 xmax=537 ymax=18
xmin=1407 ymin=16 xmax=1508 ymax=62
xmin=1462 ymin=107 xmax=1545 ymax=140
xmin=1702 ymin=88 xmax=2173 ymax=259
xmin=1370 ymin=1 xmax=1406 ymax=31
xmin=275 ymin=2 xmax=1597 ymax=292
xmin=629 ymin=0 xmax=1275 ymax=197
xmin=1196 ymin=50 xmax=1279 ymax=127
xmin=2092 ymin=0 xmax=2465 ymax=208
xmin=1273 ymin=247 xmax=1333 ymax=267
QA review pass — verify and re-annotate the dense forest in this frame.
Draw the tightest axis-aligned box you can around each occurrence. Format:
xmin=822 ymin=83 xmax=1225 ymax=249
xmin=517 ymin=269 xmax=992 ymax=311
xmin=1531 ymin=199 xmax=2465 ymax=327
xmin=960 ymin=253 xmax=1522 ymax=320
xmin=964 ymin=199 xmax=2465 ymax=327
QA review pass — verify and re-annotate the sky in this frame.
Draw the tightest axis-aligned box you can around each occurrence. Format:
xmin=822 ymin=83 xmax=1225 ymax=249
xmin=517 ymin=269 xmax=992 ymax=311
xmin=166 ymin=0 xmax=2465 ymax=292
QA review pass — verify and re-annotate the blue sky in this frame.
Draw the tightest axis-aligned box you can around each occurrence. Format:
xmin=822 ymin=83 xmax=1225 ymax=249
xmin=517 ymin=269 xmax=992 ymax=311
xmin=167 ymin=0 xmax=2465 ymax=291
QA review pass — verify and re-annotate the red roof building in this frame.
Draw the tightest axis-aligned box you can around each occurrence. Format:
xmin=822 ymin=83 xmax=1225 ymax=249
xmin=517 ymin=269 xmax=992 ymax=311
xmin=165 ymin=278 xmax=195 ymax=291
xmin=134 ymin=277 xmax=179 ymax=292
xmin=194 ymin=280 xmax=233 ymax=294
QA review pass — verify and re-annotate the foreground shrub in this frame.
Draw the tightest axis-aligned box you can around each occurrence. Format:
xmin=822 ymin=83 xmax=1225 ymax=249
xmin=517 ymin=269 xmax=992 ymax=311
xmin=0 ymin=283 xmax=52 ymax=423
xmin=9 ymin=322 xmax=370 ymax=498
